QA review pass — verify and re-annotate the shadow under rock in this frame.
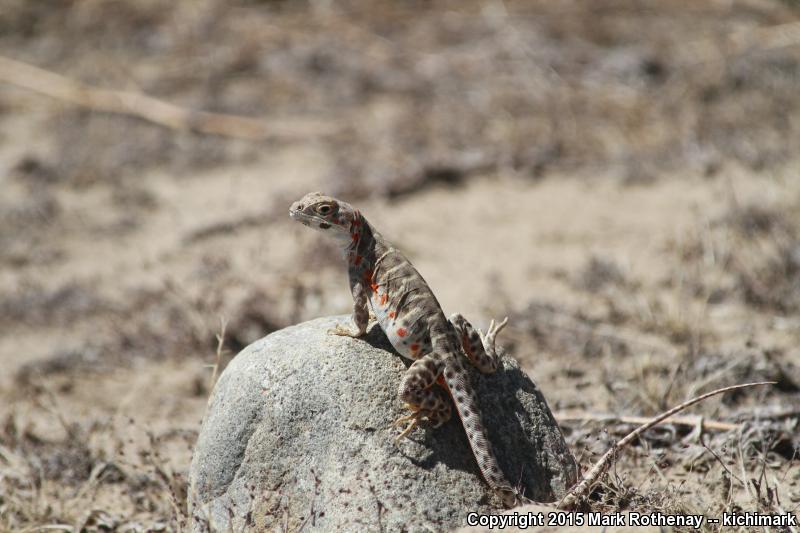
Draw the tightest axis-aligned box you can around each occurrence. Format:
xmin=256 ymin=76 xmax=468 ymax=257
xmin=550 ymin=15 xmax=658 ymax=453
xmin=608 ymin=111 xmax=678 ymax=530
xmin=359 ymin=320 xmax=578 ymax=503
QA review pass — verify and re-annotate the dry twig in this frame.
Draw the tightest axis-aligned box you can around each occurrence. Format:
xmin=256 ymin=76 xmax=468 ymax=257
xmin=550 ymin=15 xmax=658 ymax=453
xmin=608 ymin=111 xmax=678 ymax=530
xmin=558 ymin=381 xmax=775 ymax=510
xmin=209 ymin=316 xmax=228 ymax=388
xmin=554 ymin=411 xmax=739 ymax=432
xmin=0 ymin=55 xmax=339 ymax=141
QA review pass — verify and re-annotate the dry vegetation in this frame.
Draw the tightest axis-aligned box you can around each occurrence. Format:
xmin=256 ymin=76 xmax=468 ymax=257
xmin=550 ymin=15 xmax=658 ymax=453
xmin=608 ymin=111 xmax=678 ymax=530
xmin=1 ymin=0 xmax=799 ymax=531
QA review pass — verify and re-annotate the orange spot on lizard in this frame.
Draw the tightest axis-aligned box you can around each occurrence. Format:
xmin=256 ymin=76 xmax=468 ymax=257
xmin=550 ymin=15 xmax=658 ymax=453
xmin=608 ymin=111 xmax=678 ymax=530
xmin=362 ymin=269 xmax=379 ymax=292
xmin=388 ymin=311 xmax=396 ymax=319
xmin=379 ymin=293 xmax=388 ymax=305
xmin=397 ymin=327 xmax=407 ymax=338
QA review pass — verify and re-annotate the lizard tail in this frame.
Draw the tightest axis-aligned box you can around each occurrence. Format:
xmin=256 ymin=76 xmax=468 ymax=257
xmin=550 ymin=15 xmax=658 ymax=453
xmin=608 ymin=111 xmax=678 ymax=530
xmin=439 ymin=355 xmax=519 ymax=507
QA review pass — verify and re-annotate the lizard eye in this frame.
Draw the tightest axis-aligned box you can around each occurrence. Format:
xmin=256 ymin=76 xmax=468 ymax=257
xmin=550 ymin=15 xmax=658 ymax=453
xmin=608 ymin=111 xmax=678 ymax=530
xmin=317 ymin=204 xmax=333 ymax=215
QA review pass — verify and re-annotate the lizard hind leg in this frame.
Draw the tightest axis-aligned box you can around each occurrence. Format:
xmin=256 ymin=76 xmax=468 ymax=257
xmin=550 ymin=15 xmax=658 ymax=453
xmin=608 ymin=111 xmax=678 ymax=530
xmin=394 ymin=355 xmax=452 ymax=440
xmin=449 ymin=313 xmax=508 ymax=373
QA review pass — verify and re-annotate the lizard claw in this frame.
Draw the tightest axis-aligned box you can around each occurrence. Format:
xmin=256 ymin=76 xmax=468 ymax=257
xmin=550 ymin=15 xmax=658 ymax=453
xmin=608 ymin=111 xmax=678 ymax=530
xmin=393 ymin=405 xmax=430 ymax=441
xmin=487 ymin=316 xmax=509 ymax=338
xmin=479 ymin=316 xmax=508 ymax=355
xmin=394 ymin=417 xmax=420 ymax=441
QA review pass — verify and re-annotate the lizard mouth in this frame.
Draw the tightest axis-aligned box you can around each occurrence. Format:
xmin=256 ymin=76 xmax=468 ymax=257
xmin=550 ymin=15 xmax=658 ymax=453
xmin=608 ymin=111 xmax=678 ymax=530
xmin=289 ymin=209 xmax=325 ymax=228
xmin=289 ymin=209 xmax=310 ymax=222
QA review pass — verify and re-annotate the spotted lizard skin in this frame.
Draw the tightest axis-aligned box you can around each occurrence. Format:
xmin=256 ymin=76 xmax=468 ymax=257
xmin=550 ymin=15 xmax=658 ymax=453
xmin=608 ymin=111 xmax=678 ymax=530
xmin=290 ymin=192 xmax=519 ymax=507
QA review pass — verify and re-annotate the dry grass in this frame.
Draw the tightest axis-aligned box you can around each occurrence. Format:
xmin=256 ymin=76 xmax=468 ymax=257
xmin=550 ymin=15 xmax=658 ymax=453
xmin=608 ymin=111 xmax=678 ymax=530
xmin=545 ymin=194 xmax=800 ymax=527
xmin=0 ymin=398 xmax=191 ymax=531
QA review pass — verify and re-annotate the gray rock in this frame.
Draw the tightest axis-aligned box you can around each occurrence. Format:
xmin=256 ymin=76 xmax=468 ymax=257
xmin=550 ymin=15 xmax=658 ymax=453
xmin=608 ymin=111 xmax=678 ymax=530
xmin=189 ymin=315 xmax=577 ymax=532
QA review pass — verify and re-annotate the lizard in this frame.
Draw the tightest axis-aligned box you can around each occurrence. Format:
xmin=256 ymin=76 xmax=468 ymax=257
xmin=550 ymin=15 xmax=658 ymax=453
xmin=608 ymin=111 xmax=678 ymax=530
xmin=289 ymin=191 xmax=520 ymax=507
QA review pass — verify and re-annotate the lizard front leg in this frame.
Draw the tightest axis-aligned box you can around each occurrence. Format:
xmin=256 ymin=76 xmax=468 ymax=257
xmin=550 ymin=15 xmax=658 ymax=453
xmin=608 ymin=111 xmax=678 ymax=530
xmin=449 ymin=313 xmax=508 ymax=373
xmin=330 ymin=278 xmax=369 ymax=338
xmin=394 ymin=355 xmax=452 ymax=440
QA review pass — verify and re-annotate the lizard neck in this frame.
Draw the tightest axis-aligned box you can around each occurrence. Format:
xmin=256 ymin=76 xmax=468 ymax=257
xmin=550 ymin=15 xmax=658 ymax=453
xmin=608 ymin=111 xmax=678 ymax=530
xmin=345 ymin=211 xmax=379 ymax=262
xmin=346 ymin=210 xmax=364 ymax=249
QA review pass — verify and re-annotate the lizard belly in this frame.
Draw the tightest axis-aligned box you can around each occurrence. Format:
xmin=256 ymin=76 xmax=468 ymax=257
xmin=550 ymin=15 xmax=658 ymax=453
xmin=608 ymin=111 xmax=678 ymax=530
xmin=368 ymin=291 xmax=430 ymax=360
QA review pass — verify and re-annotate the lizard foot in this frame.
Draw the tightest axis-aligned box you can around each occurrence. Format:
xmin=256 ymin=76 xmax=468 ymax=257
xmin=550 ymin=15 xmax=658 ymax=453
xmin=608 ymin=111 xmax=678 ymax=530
xmin=393 ymin=405 xmax=430 ymax=441
xmin=497 ymin=487 xmax=522 ymax=508
xmin=327 ymin=323 xmax=366 ymax=338
xmin=479 ymin=316 xmax=508 ymax=356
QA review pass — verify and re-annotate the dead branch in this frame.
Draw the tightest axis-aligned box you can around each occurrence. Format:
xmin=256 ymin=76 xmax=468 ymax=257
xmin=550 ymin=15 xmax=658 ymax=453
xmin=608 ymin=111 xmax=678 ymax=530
xmin=209 ymin=316 xmax=228 ymax=388
xmin=555 ymin=411 xmax=739 ymax=432
xmin=558 ymin=381 xmax=775 ymax=510
xmin=0 ymin=55 xmax=339 ymax=141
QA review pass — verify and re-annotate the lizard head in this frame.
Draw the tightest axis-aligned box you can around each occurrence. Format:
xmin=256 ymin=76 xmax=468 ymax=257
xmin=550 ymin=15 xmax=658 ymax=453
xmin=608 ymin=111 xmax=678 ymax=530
xmin=289 ymin=192 xmax=359 ymax=244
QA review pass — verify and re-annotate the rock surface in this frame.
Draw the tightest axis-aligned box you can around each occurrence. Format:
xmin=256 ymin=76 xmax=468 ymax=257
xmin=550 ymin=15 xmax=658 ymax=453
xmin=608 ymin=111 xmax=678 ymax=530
xmin=188 ymin=315 xmax=578 ymax=532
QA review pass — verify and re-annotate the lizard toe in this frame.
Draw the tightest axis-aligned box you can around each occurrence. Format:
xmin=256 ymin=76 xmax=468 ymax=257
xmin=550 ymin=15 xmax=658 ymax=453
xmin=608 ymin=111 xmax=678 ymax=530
xmin=327 ymin=324 xmax=365 ymax=338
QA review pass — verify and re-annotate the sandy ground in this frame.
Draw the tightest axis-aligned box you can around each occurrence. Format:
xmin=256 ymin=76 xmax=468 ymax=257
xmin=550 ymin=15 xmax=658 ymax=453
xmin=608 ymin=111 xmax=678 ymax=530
xmin=1 ymin=1 xmax=799 ymax=530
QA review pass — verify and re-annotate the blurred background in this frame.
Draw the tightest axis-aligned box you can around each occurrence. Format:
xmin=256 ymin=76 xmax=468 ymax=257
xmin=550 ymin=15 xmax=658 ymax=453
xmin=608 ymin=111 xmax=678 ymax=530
xmin=1 ymin=0 xmax=799 ymax=529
